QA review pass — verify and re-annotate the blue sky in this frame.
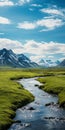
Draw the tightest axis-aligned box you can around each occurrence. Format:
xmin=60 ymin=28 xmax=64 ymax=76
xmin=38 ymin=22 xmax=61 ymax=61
xmin=0 ymin=0 xmax=65 ymax=62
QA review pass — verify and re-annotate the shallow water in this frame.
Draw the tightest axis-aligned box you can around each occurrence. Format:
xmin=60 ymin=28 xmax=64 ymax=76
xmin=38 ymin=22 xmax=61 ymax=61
xmin=9 ymin=78 xmax=65 ymax=130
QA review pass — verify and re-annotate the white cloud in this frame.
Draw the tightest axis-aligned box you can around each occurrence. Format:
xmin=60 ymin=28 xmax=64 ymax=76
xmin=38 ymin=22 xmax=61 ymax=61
xmin=0 ymin=38 xmax=23 ymax=51
xmin=59 ymin=57 xmax=65 ymax=62
xmin=17 ymin=21 xmax=36 ymax=30
xmin=31 ymin=4 xmax=42 ymax=7
xmin=0 ymin=38 xmax=65 ymax=62
xmin=22 ymin=40 xmax=65 ymax=56
xmin=0 ymin=16 xmax=11 ymax=24
xmin=17 ymin=0 xmax=30 ymax=5
xmin=37 ymin=18 xmax=64 ymax=31
xmin=17 ymin=6 xmax=65 ymax=31
xmin=17 ymin=17 xmax=64 ymax=31
xmin=17 ymin=5 xmax=65 ymax=31
xmin=41 ymin=8 xmax=64 ymax=16
xmin=30 ymin=55 xmax=45 ymax=63
xmin=23 ymin=40 xmax=42 ymax=55
xmin=0 ymin=0 xmax=31 ymax=7
xmin=0 ymin=0 xmax=14 ymax=6
xmin=38 ymin=7 xmax=65 ymax=31
xmin=23 ymin=40 xmax=65 ymax=62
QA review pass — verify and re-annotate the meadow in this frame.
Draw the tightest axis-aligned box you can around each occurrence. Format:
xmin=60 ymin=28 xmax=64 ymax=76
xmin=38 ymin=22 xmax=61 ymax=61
xmin=0 ymin=69 xmax=40 ymax=130
xmin=37 ymin=68 xmax=65 ymax=107
xmin=0 ymin=67 xmax=65 ymax=129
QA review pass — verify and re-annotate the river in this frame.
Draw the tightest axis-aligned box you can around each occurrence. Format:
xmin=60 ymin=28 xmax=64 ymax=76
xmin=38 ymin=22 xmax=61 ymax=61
xmin=9 ymin=78 xmax=65 ymax=130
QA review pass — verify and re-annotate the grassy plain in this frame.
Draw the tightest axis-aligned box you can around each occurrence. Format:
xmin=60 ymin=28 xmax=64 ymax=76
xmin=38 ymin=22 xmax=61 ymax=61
xmin=0 ymin=67 xmax=65 ymax=129
xmin=38 ymin=68 xmax=65 ymax=107
xmin=0 ymin=69 xmax=41 ymax=130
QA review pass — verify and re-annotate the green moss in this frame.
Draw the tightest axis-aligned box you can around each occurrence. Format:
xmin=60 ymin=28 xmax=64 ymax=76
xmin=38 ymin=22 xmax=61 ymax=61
xmin=59 ymin=91 xmax=65 ymax=107
xmin=38 ymin=75 xmax=65 ymax=107
xmin=0 ymin=69 xmax=37 ymax=129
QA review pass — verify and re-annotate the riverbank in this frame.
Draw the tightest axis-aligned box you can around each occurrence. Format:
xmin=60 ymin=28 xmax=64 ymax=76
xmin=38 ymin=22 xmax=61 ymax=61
xmin=0 ymin=69 xmax=40 ymax=130
xmin=37 ymin=75 xmax=65 ymax=107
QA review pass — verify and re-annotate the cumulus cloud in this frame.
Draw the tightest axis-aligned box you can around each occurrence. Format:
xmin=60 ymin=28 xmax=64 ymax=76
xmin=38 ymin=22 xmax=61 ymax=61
xmin=0 ymin=38 xmax=23 ymax=51
xmin=23 ymin=40 xmax=42 ymax=55
xmin=0 ymin=16 xmax=11 ymax=24
xmin=40 ymin=8 xmax=64 ymax=16
xmin=1 ymin=38 xmax=65 ymax=56
xmin=0 ymin=0 xmax=14 ymax=7
xmin=17 ymin=5 xmax=65 ymax=31
xmin=23 ymin=40 xmax=65 ymax=62
xmin=30 ymin=55 xmax=46 ymax=63
xmin=37 ymin=18 xmax=64 ymax=31
xmin=17 ymin=0 xmax=30 ymax=5
xmin=22 ymin=40 xmax=65 ymax=55
xmin=38 ymin=7 xmax=65 ymax=31
xmin=17 ymin=17 xmax=64 ymax=31
xmin=0 ymin=38 xmax=65 ymax=62
xmin=0 ymin=0 xmax=31 ymax=7
xmin=17 ymin=21 xmax=36 ymax=30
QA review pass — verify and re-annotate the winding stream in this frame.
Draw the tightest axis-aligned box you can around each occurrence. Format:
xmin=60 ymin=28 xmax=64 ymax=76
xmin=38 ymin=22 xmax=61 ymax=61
xmin=9 ymin=78 xmax=65 ymax=130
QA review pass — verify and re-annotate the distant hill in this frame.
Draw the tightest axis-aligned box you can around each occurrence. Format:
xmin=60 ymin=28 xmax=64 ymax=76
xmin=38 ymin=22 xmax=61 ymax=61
xmin=0 ymin=48 xmax=38 ymax=68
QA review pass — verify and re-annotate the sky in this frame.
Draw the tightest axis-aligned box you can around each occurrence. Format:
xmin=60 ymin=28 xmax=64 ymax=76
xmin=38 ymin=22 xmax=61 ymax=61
xmin=0 ymin=0 xmax=65 ymax=63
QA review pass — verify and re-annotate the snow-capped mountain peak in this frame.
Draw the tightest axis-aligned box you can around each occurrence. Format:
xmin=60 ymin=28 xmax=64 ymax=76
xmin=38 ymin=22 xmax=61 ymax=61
xmin=0 ymin=49 xmax=38 ymax=68
xmin=38 ymin=58 xmax=60 ymax=67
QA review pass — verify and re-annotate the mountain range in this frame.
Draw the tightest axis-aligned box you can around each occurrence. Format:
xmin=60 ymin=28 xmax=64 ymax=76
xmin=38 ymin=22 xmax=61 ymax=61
xmin=59 ymin=59 xmax=65 ymax=67
xmin=38 ymin=59 xmax=60 ymax=67
xmin=0 ymin=48 xmax=38 ymax=68
xmin=0 ymin=48 xmax=65 ymax=68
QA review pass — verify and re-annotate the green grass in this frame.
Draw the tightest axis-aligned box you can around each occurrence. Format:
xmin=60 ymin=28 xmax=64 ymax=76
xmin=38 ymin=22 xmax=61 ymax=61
xmin=38 ymin=75 xmax=65 ymax=107
xmin=0 ymin=69 xmax=40 ymax=130
xmin=0 ymin=68 xmax=65 ymax=129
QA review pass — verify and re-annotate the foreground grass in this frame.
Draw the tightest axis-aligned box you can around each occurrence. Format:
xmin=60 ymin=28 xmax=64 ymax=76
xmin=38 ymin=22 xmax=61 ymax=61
xmin=0 ymin=69 xmax=41 ymax=130
xmin=38 ymin=75 xmax=65 ymax=107
xmin=0 ymin=68 xmax=65 ymax=129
